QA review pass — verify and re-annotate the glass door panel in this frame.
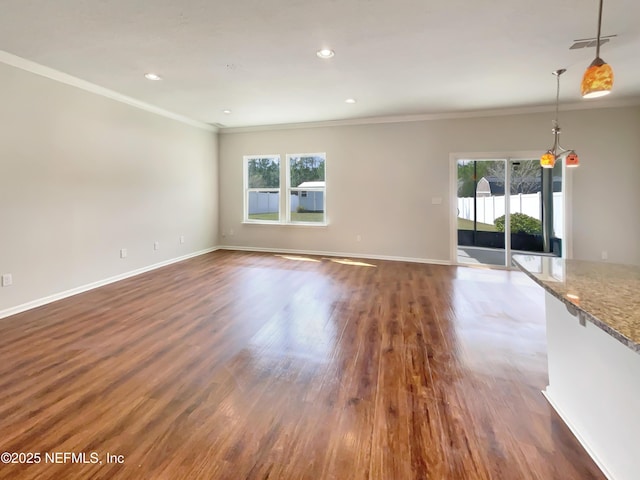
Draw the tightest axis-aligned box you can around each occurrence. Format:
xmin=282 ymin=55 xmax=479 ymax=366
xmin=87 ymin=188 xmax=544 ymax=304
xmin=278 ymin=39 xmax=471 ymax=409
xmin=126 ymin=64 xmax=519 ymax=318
xmin=508 ymin=159 xmax=543 ymax=258
xmin=456 ymin=159 xmax=507 ymax=267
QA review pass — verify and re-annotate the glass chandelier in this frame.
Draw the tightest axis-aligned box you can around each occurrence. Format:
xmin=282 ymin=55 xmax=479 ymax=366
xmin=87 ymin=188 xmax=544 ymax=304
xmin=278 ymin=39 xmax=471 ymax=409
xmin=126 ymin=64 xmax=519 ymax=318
xmin=540 ymin=69 xmax=579 ymax=169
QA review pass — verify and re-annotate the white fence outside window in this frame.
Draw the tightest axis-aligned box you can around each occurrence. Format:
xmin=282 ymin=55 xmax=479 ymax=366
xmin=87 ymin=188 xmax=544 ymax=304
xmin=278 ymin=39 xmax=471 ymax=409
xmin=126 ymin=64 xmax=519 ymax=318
xmin=249 ymin=192 xmax=326 ymax=215
xmin=457 ymin=192 xmax=564 ymax=238
xmin=248 ymin=192 xmax=292 ymax=214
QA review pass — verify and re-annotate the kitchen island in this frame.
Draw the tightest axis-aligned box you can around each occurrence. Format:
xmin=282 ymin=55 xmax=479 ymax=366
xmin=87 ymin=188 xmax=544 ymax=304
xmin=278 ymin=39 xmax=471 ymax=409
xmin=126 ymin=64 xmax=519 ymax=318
xmin=512 ymin=255 xmax=640 ymax=480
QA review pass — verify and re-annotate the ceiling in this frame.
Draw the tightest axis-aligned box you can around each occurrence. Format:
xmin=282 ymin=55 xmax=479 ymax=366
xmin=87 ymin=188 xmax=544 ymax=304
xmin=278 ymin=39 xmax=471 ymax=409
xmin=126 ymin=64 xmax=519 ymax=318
xmin=1 ymin=0 xmax=639 ymax=128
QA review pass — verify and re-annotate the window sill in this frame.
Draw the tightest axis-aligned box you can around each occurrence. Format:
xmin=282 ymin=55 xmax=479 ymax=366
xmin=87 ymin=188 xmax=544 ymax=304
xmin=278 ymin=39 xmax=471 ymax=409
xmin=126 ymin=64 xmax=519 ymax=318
xmin=242 ymin=221 xmax=328 ymax=228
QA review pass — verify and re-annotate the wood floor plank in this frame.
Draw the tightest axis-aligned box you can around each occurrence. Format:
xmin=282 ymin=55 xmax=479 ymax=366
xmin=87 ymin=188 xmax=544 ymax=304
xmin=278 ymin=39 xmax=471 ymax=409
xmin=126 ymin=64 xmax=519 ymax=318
xmin=0 ymin=250 xmax=607 ymax=479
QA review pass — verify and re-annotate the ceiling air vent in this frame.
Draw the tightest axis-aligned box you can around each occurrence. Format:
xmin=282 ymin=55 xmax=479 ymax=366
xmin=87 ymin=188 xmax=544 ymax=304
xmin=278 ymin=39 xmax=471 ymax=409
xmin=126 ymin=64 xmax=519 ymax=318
xmin=570 ymin=34 xmax=616 ymax=50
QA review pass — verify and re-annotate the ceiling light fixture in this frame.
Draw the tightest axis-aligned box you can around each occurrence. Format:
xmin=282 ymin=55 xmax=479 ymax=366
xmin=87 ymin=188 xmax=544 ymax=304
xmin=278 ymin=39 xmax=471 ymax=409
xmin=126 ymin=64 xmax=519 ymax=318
xmin=316 ymin=48 xmax=335 ymax=59
xmin=540 ymin=69 xmax=579 ymax=169
xmin=223 ymin=109 xmax=231 ymax=114
xmin=581 ymin=0 xmax=614 ymax=98
xmin=345 ymin=98 xmax=356 ymax=104
xmin=144 ymin=73 xmax=162 ymax=81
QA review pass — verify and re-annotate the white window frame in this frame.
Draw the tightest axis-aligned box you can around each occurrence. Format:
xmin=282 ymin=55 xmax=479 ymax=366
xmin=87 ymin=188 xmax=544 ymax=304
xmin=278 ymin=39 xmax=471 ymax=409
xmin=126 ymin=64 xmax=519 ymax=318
xmin=243 ymin=154 xmax=281 ymax=223
xmin=286 ymin=153 xmax=327 ymax=225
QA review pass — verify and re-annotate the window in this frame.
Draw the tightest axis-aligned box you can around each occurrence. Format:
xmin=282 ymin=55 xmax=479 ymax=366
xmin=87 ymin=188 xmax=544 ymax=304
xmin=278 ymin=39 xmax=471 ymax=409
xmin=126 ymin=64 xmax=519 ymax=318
xmin=287 ymin=153 xmax=326 ymax=224
xmin=243 ymin=153 xmax=327 ymax=225
xmin=244 ymin=155 xmax=281 ymax=222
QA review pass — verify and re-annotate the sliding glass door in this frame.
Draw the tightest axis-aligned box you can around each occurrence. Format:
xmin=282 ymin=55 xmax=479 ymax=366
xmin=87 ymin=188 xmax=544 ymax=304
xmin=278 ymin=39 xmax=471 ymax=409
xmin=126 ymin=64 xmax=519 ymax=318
xmin=456 ymin=157 xmax=562 ymax=267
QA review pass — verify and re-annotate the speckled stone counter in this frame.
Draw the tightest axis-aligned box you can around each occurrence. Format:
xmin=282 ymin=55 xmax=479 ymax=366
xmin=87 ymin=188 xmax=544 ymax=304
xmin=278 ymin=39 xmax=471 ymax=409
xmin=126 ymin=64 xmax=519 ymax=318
xmin=512 ymin=254 xmax=640 ymax=353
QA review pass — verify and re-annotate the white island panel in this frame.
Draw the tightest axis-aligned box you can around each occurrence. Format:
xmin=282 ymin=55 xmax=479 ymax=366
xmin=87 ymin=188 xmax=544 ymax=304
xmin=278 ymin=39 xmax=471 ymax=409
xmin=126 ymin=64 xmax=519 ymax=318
xmin=544 ymin=291 xmax=640 ymax=480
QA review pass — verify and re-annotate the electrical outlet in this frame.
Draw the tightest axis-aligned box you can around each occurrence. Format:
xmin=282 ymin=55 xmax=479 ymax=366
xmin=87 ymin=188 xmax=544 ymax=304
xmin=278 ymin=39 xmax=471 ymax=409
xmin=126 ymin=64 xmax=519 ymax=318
xmin=180 ymin=235 xmax=185 ymax=244
xmin=356 ymin=234 xmax=361 ymax=242
xmin=120 ymin=248 xmax=127 ymax=259
xmin=1 ymin=273 xmax=12 ymax=287
xmin=601 ymin=250 xmax=608 ymax=260
xmin=154 ymin=241 xmax=160 ymax=251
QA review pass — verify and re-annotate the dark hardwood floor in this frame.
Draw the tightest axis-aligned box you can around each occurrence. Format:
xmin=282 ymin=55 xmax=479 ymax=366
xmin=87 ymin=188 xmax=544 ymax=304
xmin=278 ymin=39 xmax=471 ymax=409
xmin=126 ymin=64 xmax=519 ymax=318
xmin=0 ymin=250 xmax=605 ymax=479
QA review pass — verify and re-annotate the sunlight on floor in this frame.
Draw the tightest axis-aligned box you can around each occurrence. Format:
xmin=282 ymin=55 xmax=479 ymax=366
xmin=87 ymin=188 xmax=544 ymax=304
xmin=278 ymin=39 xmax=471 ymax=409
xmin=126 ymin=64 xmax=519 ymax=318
xmin=275 ymin=254 xmax=377 ymax=268
xmin=276 ymin=255 xmax=321 ymax=263
xmin=326 ymin=258 xmax=377 ymax=268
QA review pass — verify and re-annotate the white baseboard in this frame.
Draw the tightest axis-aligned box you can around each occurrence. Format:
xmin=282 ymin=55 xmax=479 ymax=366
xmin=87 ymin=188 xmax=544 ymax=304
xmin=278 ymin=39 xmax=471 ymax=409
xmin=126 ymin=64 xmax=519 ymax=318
xmin=0 ymin=247 xmax=219 ymax=320
xmin=542 ymin=389 xmax=613 ymax=480
xmin=218 ymin=245 xmax=451 ymax=266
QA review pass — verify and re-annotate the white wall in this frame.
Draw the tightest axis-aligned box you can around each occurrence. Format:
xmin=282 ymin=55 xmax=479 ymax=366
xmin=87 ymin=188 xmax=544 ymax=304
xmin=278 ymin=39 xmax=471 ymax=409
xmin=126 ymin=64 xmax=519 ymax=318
xmin=0 ymin=61 xmax=218 ymax=313
xmin=569 ymin=107 xmax=640 ymax=264
xmin=219 ymin=106 xmax=640 ymax=265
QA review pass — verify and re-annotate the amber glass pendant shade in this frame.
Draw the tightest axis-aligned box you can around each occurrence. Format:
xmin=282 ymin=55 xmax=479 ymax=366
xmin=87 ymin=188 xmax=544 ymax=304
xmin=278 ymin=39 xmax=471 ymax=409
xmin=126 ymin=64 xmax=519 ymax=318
xmin=540 ymin=152 xmax=555 ymax=169
xmin=581 ymin=58 xmax=614 ymax=98
xmin=565 ymin=151 xmax=580 ymax=168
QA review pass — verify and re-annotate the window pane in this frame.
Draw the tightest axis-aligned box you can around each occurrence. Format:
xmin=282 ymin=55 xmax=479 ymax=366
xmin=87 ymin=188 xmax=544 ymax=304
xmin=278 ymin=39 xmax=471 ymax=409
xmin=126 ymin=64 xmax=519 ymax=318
xmin=456 ymin=159 xmax=506 ymax=267
xmin=289 ymin=155 xmax=325 ymax=188
xmin=509 ymin=159 xmax=544 ymax=253
xmin=248 ymin=157 xmax=280 ymax=189
xmin=290 ymin=190 xmax=324 ymax=223
xmin=248 ymin=191 xmax=280 ymax=221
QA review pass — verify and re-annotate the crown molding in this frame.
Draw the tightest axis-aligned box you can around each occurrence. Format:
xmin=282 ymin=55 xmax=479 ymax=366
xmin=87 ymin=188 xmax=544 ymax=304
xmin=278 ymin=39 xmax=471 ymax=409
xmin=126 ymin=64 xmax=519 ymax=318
xmin=219 ymin=97 xmax=640 ymax=134
xmin=0 ymin=50 xmax=217 ymax=133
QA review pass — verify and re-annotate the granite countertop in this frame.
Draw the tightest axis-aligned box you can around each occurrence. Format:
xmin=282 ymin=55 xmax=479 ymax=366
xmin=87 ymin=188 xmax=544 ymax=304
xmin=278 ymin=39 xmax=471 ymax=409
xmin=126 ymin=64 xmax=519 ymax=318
xmin=512 ymin=254 xmax=640 ymax=353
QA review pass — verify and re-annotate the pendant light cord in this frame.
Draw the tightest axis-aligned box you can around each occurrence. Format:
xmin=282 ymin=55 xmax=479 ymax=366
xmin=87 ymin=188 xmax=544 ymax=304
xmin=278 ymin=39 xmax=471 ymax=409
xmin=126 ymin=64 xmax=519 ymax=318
xmin=553 ymin=69 xmax=565 ymax=129
xmin=596 ymin=0 xmax=604 ymax=58
xmin=555 ymin=73 xmax=560 ymax=127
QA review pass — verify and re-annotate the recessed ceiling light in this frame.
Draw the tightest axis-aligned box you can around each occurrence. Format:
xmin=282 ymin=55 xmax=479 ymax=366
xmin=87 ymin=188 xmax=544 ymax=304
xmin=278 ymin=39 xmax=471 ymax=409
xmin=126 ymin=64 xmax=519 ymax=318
xmin=316 ymin=49 xmax=335 ymax=59
xmin=223 ymin=109 xmax=231 ymax=114
xmin=345 ymin=98 xmax=356 ymax=104
xmin=144 ymin=73 xmax=162 ymax=81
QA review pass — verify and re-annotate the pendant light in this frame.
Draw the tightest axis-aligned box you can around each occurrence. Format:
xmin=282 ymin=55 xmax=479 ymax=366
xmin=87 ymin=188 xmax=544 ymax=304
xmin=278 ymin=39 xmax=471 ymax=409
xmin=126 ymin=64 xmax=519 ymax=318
xmin=581 ymin=0 xmax=614 ymax=98
xmin=540 ymin=69 xmax=579 ymax=169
